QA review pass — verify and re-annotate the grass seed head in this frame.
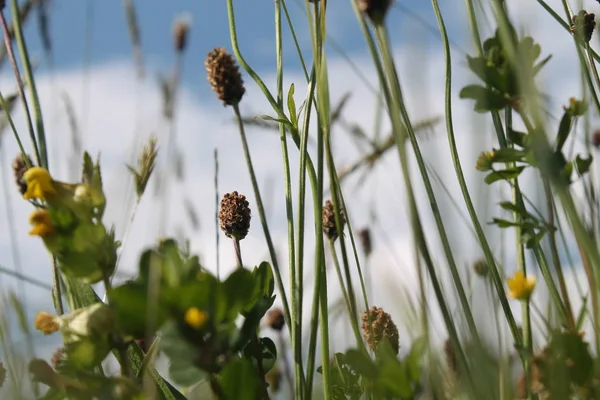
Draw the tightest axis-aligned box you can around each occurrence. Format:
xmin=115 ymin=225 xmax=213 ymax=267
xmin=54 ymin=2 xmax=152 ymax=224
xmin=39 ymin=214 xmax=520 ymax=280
xmin=219 ymin=191 xmax=251 ymax=240
xmin=361 ymin=306 xmax=399 ymax=355
xmin=13 ymin=153 xmax=33 ymax=196
xmin=205 ymin=47 xmax=246 ymax=106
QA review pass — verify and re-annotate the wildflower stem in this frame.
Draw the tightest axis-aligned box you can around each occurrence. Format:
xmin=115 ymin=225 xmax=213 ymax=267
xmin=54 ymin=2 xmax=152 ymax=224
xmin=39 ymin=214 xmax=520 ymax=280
xmin=232 ymin=238 xmax=243 ymax=269
xmin=327 ymin=239 xmax=362 ymax=345
xmin=232 ymin=103 xmax=291 ymax=333
xmin=0 ymin=10 xmax=40 ymax=167
xmin=51 ymin=257 xmax=64 ymax=315
xmin=372 ymin=18 xmax=476 ymax=388
xmin=8 ymin=0 xmax=47 ymax=168
xmin=274 ymin=1 xmax=303 ymax=397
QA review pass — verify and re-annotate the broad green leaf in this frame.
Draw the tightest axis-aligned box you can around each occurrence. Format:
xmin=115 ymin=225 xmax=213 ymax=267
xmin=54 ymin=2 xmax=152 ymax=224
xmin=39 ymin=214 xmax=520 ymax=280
xmin=344 ymin=349 xmax=378 ymax=379
xmin=484 ymin=166 xmax=525 ymax=184
xmin=459 ymin=84 xmax=509 ymax=113
xmin=555 ymin=112 xmax=572 ymax=152
xmin=109 ymin=281 xmax=167 ymax=338
xmin=490 ymin=147 xmax=526 ymax=163
xmin=575 ymin=154 xmax=593 ymax=175
xmin=407 ymin=336 xmax=427 ymax=382
xmin=220 ymin=358 xmax=261 ymax=400
xmin=466 ymin=57 xmax=506 ymax=93
xmin=377 ymin=359 xmax=412 ymax=398
xmin=508 ymin=129 xmax=528 ymax=148
xmin=242 ymin=337 xmax=277 ymax=373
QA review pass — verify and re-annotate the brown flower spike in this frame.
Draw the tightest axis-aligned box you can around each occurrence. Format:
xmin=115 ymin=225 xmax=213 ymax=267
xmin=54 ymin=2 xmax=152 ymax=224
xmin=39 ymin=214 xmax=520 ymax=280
xmin=219 ymin=191 xmax=251 ymax=240
xmin=266 ymin=308 xmax=285 ymax=331
xmin=322 ymin=200 xmax=345 ymax=241
xmin=173 ymin=18 xmax=190 ymax=52
xmin=357 ymin=0 xmax=393 ymax=24
xmin=361 ymin=306 xmax=399 ymax=355
xmin=12 ymin=153 xmax=33 ymax=196
xmin=205 ymin=47 xmax=246 ymax=106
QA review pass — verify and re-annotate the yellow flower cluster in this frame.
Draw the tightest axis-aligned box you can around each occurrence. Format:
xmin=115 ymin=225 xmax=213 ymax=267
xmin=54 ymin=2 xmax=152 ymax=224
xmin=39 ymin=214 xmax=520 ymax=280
xmin=23 ymin=168 xmax=57 ymax=238
xmin=507 ymin=271 xmax=536 ymax=301
xmin=184 ymin=307 xmax=209 ymax=329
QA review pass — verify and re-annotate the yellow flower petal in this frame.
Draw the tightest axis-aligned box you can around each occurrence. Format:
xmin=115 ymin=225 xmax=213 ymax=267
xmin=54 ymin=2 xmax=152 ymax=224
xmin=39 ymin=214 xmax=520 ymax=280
xmin=184 ymin=307 xmax=208 ymax=329
xmin=23 ymin=167 xmax=56 ymax=200
xmin=34 ymin=312 xmax=59 ymax=335
xmin=28 ymin=210 xmax=55 ymax=237
xmin=507 ymin=270 xmax=536 ymax=300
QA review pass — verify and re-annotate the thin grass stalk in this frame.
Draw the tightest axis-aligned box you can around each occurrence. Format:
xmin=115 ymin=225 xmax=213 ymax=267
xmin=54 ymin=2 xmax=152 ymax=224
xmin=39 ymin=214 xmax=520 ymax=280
xmin=431 ymin=0 xmax=524 ymax=346
xmin=280 ymin=0 xmax=309 ymax=80
xmin=0 ymin=91 xmax=27 ymax=160
xmin=373 ymin=21 xmax=481 ymax=342
xmin=543 ymin=179 xmax=575 ymax=329
xmin=371 ymin=20 xmax=477 ymax=389
xmin=275 ymin=0 xmax=304 ymax=399
xmin=225 ymin=0 xmax=292 ymax=334
xmin=301 ymin=68 xmax=326 ymax=399
xmin=231 ymin=103 xmax=292 ymax=335
xmin=312 ymin=3 xmax=332 ymax=398
xmin=327 ymin=239 xmax=362 ymax=345
xmin=9 ymin=0 xmax=47 ymax=168
xmin=0 ymin=10 xmax=39 ymax=166
xmin=214 ymin=149 xmax=221 ymax=279
xmin=274 ymin=1 xmax=303 ymax=397
xmin=494 ymin=0 xmax=600 ymax=353
xmin=330 ymin=174 xmax=371 ymax=312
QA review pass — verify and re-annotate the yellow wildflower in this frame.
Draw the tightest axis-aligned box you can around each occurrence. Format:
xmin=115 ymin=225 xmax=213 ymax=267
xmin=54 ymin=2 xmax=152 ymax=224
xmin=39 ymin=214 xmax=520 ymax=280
xmin=28 ymin=210 xmax=55 ymax=237
xmin=184 ymin=307 xmax=208 ymax=329
xmin=23 ymin=167 xmax=56 ymax=200
xmin=34 ymin=312 xmax=59 ymax=335
xmin=507 ymin=271 xmax=536 ymax=300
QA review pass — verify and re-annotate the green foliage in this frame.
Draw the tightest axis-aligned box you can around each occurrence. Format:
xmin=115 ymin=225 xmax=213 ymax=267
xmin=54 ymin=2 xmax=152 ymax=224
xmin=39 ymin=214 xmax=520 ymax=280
xmin=320 ymin=337 xmax=426 ymax=399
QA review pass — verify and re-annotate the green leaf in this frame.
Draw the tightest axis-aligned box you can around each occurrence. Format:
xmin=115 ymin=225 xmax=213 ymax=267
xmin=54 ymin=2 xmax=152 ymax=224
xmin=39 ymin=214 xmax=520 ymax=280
xmin=287 ymin=83 xmax=297 ymax=129
xmin=555 ymin=112 xmax=572 ymax=152
xmin=220 ymin=358 xmax=261 ymax=400
xmin=533 ymin=54 xmax=552 ymax=76
xmin=466 ymin=56 xmax=506 ymax=92
xmin=490 ymin=147 xmax=526 ymax=163
xmin=242 ymin=337 xmax=277 ymax=373
xmin=575 ymin=154 xmax=593 ymax=175
xmin=459 ymin=84 xmax=509 ymax=113
xmin=490 ymin=218 xmax=520 ymax=228
xmin=252 ymin=262 xmax=275 ymax=299
xmin=407 ymin=336 xmax=427 ymax=382
xmin=38 ymin=388 xmax=66 ymax=400
xmin=110 ymin=281 xmax=167 ymax=338
xmin=484 ymin=166 xmax=525 ymax=184
xmin=81 ymin=152 xmax=95 ymax=184
xmin=168 ymin=359 xmax=206 ymax=387
xmin=576 ymin=296 xmax=588 ymax=331
xmin=508 ymin=129 xmax=528 ymax=148
xmin=344 ymin=349 xmax=378 ymax=379
xmin=223 ymin=268 xmax=255 ymax=319
xmin=377 ymin=358 xmax=412 ymax=398
xmin=254 ymin=114 xmax=292 ymax=129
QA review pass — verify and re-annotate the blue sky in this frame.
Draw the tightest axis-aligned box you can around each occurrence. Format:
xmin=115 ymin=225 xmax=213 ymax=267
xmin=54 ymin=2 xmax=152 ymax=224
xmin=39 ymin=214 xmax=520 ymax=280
xmin=25 ymin=1 xmax=459 ymax=86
